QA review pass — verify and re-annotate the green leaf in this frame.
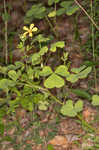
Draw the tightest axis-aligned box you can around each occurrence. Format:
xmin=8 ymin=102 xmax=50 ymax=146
xmin=25 ymin=4 xmax=46 ymax=19
xmin=71 ymin=65 xmax=86 ymax=74
xmin=48 ymin=10 xmax=56 ymax=18
xmin=56 ymin=8 xmax=66 ymax=16
xmin=44 ymin=73 xmax=64 ymax=89
xmin=55 ymin=65 xmax=70 ymax=77
xmin=47 ymin=144 xmax=54 ymax=150
xmin=38 ymin=101 xmax=49 ymax=111
xmin=21 ymin=96 xmax=34 ymax=111
xmin=35 ymin=34 xmax=50 ymax=43
xmin=66 ymin=74 xmax=78 ymax=83
xmin=50 ymin=41 xmax=65 ymax=52
xmin=71 ymin=89 xmax=91 ymax=100
xmin=39 ymin=46 xmax=48 ymax=56
xmin=8 ymin=70 xmax=19 ymax=81
xmin=55 ymin=41 xmax=65 ymax=48
xmin=48 ymin=0 xmax=60 ymax=5
xmin=74 ymin=100 xmax=83 ymax=113
xmin=40 ymin=66 xmax=53 ymax=77
xmin=31 ymin=53 xmax=41 ymax=65
xmin=15 ymin=61 xmax=24 ymax=69
xmin=0 ymin=79 xmax=15 ymax=90
xmin=92 ymin=95 xmax=99 ymax=106
xmin=33 ymin=93 xmax=44 ymax=104
xmin=60 ymin=1 xmax=73 ymax=9
xmin=0 ymin=66 xmax=8 ymax=74
xmin=60 ymin=100 xmax=77 ymax=117
xmin=27 ymin=66 xmax=34 ymax=80
xmin=66 ymin=5 xmax=79 ymax=16
xmin=48 ymin=0 xmax=54 ymax=5
xmin=77 ymin=67 xmax=92 ymax=79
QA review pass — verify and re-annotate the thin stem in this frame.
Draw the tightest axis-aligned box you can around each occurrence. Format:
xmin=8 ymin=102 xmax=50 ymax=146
xmin=24 ymin=82 xmax=64 ymax=105
xmin=74 ymin=0 xmax=99 ymax=31
xmin=91 ymin=0 xmax=97 ymax=89
xmin=4 ymin=0 xmax=8 ymax=64
xmin=54 ymin=2 xmax=57 ymax=25
xmin=45 ymin=16 xmax=58 ymax=38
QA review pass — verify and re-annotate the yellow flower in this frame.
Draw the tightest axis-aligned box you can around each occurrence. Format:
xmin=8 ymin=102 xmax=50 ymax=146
xmin=23 ymin=24 xmax=38 ymax=37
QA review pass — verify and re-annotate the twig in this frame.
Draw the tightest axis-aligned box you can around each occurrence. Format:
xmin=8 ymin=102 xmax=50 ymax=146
xmin=74 ymin=0 xmax=99 ymax=31
xmin=24 ymin=82 xmax=64 ymax=105
xmin=4 ymin=0 xmax=8 ymax=64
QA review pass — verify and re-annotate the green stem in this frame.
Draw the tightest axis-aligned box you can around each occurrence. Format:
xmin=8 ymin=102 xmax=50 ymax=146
xmin=24 ymin=82 xmax=63 ymax=105
xmin=45 ymin=16 xmax=58 ymax=38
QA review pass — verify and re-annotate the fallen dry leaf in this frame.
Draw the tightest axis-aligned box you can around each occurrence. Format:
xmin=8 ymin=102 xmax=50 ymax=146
xmin=49 ymin=136 xmax=68 ymax=146
xmin=83 ymin=108 xmax=95 ymax=122
xmin=8 ymin=127 xmax=16 ymax=135
xmin=8 ymin=148 xmax=14 ymax=150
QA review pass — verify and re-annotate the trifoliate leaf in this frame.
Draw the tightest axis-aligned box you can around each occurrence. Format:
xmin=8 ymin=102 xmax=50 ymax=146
xmin=44 ymin=73 xmax=64 ymax=88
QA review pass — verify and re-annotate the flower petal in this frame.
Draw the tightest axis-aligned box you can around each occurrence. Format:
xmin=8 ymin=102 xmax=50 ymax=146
xmin=23 ymin=32 xmax=28 ymax=37
xmin=32 ymin=27 xmax=38 ymax=32
xmin=30 ymin=24 xmax=34 ymax=30
xmin=29 ymin=32 xmax=33 ymax=37
xmin=23 ymin=26 xmax=29 ymax=31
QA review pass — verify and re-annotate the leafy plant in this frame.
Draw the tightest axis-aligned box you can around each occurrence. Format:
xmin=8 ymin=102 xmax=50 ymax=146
xmin=0 ymin=21 xmax=94 ymax=122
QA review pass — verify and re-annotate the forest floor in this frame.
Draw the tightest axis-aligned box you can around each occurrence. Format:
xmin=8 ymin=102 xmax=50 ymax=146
xmin=0 ymin=102 xmax=99 ymax=150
